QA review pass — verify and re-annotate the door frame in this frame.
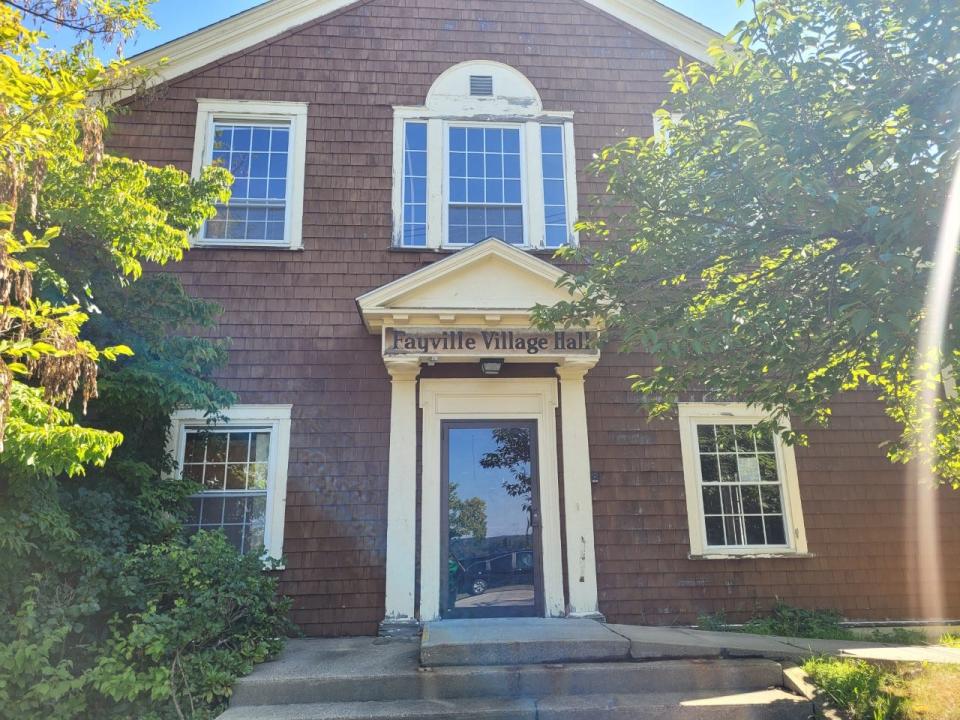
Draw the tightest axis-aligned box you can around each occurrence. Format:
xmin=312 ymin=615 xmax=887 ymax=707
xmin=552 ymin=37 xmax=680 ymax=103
xmin=440 ymin=419 xmax=545 ymax=619
xmin=419 ymin=378 xmax=564 ymax=621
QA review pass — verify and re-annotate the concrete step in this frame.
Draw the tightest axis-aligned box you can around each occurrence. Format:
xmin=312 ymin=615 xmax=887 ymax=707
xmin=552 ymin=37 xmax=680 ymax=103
xmin=536 ymin=689 xmax=813 ymax=720
xmin=231 ymin=657 xmax=784 ymax=706
xmin=217 ymin=689 xmax=812 ymax=720
xmin=421 ymin=618 xmax=629 ymax=666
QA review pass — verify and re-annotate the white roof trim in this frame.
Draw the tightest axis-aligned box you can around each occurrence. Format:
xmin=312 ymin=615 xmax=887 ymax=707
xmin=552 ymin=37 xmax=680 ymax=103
xmin=124 ymin=0 xmax=717 ymax=99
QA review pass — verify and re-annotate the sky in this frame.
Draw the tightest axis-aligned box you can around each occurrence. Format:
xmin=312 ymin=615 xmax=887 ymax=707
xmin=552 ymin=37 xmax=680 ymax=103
xmin=39 ymin=1 xmax=753 ymax=57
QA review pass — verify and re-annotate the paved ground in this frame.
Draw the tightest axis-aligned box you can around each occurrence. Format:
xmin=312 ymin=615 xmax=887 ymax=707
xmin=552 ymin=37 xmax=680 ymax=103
xmin=421 ymin=618 xmax=960 ymax=666
xmin=455 ymin=585 xmax=534 ymax=608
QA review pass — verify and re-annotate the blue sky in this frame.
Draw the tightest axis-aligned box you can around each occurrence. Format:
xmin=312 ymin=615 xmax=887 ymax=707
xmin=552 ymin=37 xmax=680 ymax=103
xmin=39 ymin=1 xmax=753 ymax=56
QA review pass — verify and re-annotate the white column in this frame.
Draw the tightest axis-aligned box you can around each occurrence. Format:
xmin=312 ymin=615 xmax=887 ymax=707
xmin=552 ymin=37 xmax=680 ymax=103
xmin=556 ymin=359 xmax=603 ymax=619
xmin=381 ymin=358 xmax=421 ymax=635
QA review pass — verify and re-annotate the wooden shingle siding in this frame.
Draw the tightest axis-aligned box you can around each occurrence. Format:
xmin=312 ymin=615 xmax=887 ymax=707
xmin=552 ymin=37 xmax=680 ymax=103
xmin=109 ymin=0 xmax=960 ymax=635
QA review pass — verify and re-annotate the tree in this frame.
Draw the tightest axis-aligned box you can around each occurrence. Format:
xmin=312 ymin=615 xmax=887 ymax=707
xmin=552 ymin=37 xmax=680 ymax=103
xmin=448 ymin=482 xmax=487 ymax=541
xmin=1 ymin=4 xmax=292 ymax=719
xmin=1 ymin=0 xmax=157 ymax=472
xmin=535 ymin=0 xmax=960 ymax=484
xmin=480 ymin=427 xmax=534 ymax=520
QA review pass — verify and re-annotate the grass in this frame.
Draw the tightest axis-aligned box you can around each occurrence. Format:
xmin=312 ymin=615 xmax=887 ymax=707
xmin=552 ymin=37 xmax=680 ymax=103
xmin=940 ymin=633 xmax=960 ymax=648
xmin=803 ymin=656 xmax=960 ymax=720
xmin=696 ymin=603 xmax=928 ymax=644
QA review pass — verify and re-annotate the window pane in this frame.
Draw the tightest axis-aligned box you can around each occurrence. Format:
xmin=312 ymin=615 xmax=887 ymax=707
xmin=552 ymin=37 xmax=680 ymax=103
xmin=224 ymin=496 xmax=246 ymax=523
xmin=201 ymin=496 xmax=225 ymax=525
xmin=760 ymin=485 xmax=782 ymax=513
xmin=447 ymin=125 xmax=524 ymax=245
xmin=206 ymin=433 xmax=227 ymax=462
xmin=758 ymin=453 xmax=779 ymax=482
xmin=744 ymin=516 xmax=765 ymax=544
xmin=226 ymin=463 xmax=248 ymax=490
xmin=203 ymin=463 xmax=225 ymax=490
xmin=181 ymin=427 xmax=273 ymax=555
xmin=718 ymin=455 xmax=738 ymax=482
xmin=702 ymin=486 xmax=721 ymax=514
xmin=699 ymin=454 xmax=719 ymax=483
xmin=540 ymin=125 xmax=569 ymax=247
xmin=705 ymin=516 xmax=725 ymax=545
xmin=764 ymin=516 xmax=787 ymax=545
xmin=697 ymin=425 xmax=716 ymax=452
xmin=715 ymin=425 xmax=736 ymax=452
xmin=696 ymin=420 xmax=790 ymax=549
xmin=203 ymin=121 xmax=290 ymax=243
xmin=741 ymin=484 xmax=761 ymax=513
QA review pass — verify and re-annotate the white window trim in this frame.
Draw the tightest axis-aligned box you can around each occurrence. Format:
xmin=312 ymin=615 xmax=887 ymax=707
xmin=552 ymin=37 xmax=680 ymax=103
xmin=393 ymin=109 xmax=578 ymax=250
xmin=168 ymin=404 xmax=292 ymax=564
xmin=678 ymin=402 xmax=809 ymax=558
xmin=191 ymin=99 xmax=308 ymax=250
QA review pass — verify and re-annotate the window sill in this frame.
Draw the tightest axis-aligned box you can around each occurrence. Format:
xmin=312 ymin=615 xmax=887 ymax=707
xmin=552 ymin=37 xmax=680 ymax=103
xmin=389 ymin=245 xmax=564 ymax=257
xmin=191 ymin=242 xmax=304 ymax=251
xmin=688 ymin=551 xmax=816 ymax=560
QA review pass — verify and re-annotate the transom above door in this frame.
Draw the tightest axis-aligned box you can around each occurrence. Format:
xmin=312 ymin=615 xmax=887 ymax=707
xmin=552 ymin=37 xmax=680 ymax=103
xmin=441 ymin=420 xmax=544 ymax=619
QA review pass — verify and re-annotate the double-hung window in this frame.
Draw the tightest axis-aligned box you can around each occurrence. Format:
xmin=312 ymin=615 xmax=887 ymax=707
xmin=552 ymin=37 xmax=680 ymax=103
xmin=394 ymin=61 xmax=577 ymax=250
xmin=678 ymin=404 xmax=808 ymax=557
xmin=447 ymin=125 xmax=525 ymax=246
xmin=170 ymin=405 xmax=291 ymax=561
xmin=192 ymin=99 xmax=308 ymax=249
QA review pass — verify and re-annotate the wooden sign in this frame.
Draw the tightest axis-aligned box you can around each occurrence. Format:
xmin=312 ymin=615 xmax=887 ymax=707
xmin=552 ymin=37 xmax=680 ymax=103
xmin=383 ymin=328 xmax=598 ymax=357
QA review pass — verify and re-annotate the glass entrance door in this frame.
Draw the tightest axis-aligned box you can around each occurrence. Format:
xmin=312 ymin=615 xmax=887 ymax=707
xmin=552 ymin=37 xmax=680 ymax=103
xmin=441 ymin=420 xmax=543 ymax=618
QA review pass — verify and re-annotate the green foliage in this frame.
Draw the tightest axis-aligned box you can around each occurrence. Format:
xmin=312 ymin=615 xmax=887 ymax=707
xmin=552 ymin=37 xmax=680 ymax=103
xmin=89 ymin=534 xmax=293 ymax=720
xmin=697 ymin=604 xmax=855 ymax=639
xmin=804 ymin=657 xmax=902 ymax=720
xmin=698 ymin=604 xmax=929 ymax=645
xmin=534 ymin=0 xmax=960 ymax=484
xmin=939 ymin=633 xmax=960 ymax=648
xmin=864 ymin=628 xmax=927 ymax=646
xmin=1 ymin=4 xmax=291 ymax=719
xmin=742 ymin=603 xmax=853 ymax=640
xmin=805 ymin=657 xmax=960 ymax=720
xmin=696 ymin=611 xmax=729 ymax=632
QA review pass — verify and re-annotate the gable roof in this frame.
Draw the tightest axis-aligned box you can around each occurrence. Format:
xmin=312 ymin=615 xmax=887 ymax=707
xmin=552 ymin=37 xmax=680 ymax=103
xmin=129 ymin=0 xmax=717 ymax=93
xmin=356 ymin=238 xmax=585 ymax=331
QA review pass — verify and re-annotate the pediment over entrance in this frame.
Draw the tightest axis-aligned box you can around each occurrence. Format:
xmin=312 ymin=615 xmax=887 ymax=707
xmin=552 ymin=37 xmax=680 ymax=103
xmin=356 ymin=239 xmax=583 ymax=332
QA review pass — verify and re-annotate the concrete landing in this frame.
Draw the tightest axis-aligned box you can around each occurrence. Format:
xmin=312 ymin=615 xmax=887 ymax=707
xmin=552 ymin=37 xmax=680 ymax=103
xmin=420 ymin=618 xmax=960 ymax=667
xmin=421 ymin=618 xmax=629 ymax=666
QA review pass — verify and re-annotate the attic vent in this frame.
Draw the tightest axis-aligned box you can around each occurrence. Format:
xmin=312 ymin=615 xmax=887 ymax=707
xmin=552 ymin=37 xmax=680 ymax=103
xmin=469 ymin=75 xmax=493 ymax=96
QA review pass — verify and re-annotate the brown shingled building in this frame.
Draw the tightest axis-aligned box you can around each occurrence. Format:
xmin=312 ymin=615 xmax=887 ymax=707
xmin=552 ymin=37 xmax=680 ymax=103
xmin=115 ymin=0 xmax=960 ymax=637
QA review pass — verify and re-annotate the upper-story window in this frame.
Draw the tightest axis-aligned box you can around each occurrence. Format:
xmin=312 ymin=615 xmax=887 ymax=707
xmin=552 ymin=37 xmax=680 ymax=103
xmin=394 ymin=61 xmax=578 ymax=250
xmin=191 ymin=99 xmax=308 ymax=249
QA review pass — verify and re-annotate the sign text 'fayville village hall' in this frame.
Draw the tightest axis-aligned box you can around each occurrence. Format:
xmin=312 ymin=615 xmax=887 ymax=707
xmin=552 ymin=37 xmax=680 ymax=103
xmin=383 ymin=328 xmax=598 ymax=357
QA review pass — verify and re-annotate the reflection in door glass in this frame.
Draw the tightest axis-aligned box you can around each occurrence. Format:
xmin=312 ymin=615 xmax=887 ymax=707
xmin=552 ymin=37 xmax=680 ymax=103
xmin=447 ymin=425 xmax=536 ymax=614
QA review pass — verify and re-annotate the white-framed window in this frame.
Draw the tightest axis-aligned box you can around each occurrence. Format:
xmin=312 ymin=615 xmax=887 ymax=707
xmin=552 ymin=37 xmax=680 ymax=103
xmin=168 ymin=404 xmax=292 ymax=562
xmin=191 ymin=99 xmax=308 ymax=249
xmin=678 ymin=403 xmax=808 ymax=557
xmin=393 ymin=61 xmax=578 ymax=250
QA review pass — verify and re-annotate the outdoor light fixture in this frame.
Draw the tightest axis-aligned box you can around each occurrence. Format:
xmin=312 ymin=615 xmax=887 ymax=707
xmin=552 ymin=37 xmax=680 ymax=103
xmin=479 ymin=358 xmax=504 ymax=376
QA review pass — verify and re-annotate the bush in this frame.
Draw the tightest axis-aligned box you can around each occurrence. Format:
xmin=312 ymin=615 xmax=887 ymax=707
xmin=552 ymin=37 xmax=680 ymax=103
xmin=90 ymin=533 xmax=294 ymax=719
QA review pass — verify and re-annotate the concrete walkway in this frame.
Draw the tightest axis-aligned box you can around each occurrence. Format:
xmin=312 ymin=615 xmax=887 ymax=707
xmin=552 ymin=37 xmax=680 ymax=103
xmin=421 ymin=618 xmax=960 ymax=666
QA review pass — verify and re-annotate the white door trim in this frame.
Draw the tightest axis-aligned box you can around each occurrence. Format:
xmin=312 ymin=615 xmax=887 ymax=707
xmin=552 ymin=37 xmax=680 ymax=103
xmin=418 ymin=378 xmax=564 ymax=621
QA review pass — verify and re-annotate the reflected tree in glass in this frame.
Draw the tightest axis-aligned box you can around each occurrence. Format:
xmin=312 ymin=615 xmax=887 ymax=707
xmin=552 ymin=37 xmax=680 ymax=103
xmin=479 ymin=427 xmax=533 ymax=534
